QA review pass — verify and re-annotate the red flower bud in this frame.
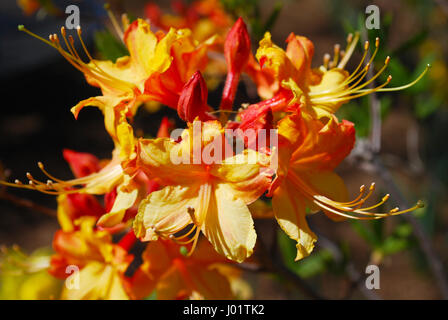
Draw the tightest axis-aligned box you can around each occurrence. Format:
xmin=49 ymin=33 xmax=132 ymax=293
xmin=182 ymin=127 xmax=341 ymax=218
xmin=177 ymin=71 xmax=214 ymax=122
xmin=224 ymin=17 xmax=251 ymax=74
xmin=220 ymin=18 xmax=251 ymax=112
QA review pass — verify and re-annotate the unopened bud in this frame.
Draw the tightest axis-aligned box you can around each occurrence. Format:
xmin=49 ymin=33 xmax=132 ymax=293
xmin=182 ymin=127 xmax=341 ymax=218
xmin=224 ymin=17 xmax=251 ymax=74
xmin=177 ymin=71 xmax=211 ymax=122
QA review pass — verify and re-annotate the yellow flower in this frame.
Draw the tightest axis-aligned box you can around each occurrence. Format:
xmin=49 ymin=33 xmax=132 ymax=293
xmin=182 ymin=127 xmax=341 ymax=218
xmin=50 ymin=217 xmax=133 ymax=300
xmin=18 ymin=18 xmax=217 ymax=139
xmin=133 ymin=120 xmax=272 ymax=262
xmin=253 ymin=32 xmax=430 ymax=119
xmin=130 ymin=239 xmax=235 ymax=300
xmin=0 ymin=246 xmax=62 ymax=300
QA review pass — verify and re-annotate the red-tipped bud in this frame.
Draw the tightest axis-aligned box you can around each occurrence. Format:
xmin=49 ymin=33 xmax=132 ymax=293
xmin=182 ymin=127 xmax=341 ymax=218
xmin=178 ymin=71 xmax=213 ymax=122
xmin=224 ymin=17 xmax=251 ymax=74
xmin=220 ymin=18 xmax=251 ymax=112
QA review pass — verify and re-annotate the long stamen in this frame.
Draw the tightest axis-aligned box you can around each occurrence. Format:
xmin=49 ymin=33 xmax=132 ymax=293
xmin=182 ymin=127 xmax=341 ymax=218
xmin=1 ymin=161 xmax=122 ymax=196
xmin=104 ymin=3 xmax=124 ymax=41
xmin=18 ymin=25 xmax=134 ymax=93
xmin=307 ymin=34 xmax=429 ymax=106
xmin=337 ymin=32 xmax=360 ymax=69
xmin=287 ymin=170 xmax=423 ymax=220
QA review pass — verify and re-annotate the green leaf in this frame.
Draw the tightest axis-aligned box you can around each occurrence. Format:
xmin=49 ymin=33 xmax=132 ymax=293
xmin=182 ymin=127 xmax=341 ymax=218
xmin=350 ymin=220 xmax=381 ymax=248
xmin=93 ymin=30 xmax=128 ymax=62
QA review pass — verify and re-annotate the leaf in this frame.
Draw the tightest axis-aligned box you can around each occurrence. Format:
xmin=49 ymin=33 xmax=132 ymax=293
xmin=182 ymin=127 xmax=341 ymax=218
xmin=93 ymin=30 xmax=128 ymax=62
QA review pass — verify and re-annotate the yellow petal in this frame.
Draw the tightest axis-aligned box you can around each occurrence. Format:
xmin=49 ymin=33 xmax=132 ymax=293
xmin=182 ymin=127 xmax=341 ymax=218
xmin=299 ymin=170 xmax=348 ymax=221
xmin=210 ymin=150 xmax=272 ymax=204
xmin=61 ymin=262 xmax=129 ymax=300
xmin=138 ymin=138 xmax=205 ymax=185
xmin=133 ymin=185 xmax=197 ymax=241
xmin=125 ymin=19 xmax=176 ymax=77
xmin=57 ymin=194 xmax=75 ymax=232
xmin=308 ymin=68 xmax=350 ymax=114
xmin=256 ymin=32 xmax=297 ymax=87
xmin=202 ymin=183 xmax=256 ymax=263
xmin=272 ymin=179 xmax=317 ymax=261
xmin=97 ymin=186 xmax=138 ymax=228
xmin=185 ymin=264 xmax=233 ymax=299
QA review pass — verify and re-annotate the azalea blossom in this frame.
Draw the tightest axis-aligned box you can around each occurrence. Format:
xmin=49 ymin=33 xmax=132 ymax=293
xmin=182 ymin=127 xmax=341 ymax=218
xmin=130 ymin=239 xmax=236 ymax=299
xmin=250 ymin=31 xmax=430 ymax=119
xmin=49 ymin=217 xmax=134 ymax=300
xmin=269 ymin=111 xmax=423 ymax=260
xmin=133 ymin=120 xmax=272 ymax=262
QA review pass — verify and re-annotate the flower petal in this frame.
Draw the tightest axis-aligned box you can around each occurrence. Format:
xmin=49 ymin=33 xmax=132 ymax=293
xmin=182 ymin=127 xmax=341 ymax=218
xmin=202 ymin=183 xmax=256 ymax=262
xmin=272 ymin=179 xmax=317 ymax=261
xmin=210 ymin=150 xmax=272 ymax=204
xmin=133 ymin=185 xmax=197 ymax=241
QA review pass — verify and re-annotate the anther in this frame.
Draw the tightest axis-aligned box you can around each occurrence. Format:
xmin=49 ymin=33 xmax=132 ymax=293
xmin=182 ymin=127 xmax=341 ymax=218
xmin=347 ymin=33 xmax=353 ymax=44
xmin=375 ymin=37 xmax=379 ymax=47
xmin=364 ymin=41 xmax=370 ymax=51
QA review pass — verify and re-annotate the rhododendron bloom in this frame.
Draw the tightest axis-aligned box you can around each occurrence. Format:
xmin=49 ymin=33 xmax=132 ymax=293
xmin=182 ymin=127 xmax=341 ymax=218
xmin=49 ymin=217 xmax=133 ymax=300
xmin=133 ymin=120 xmax=272 ymax=262
xmin=270 ymin=112 xmax=423 ymax=260
xmin=18 ymin=18 xmax=217 ymax=138
xmin=131 ymin=239 xmax=235 ymax=299
xmin=252 ymin=32 xmax=430 ymax=119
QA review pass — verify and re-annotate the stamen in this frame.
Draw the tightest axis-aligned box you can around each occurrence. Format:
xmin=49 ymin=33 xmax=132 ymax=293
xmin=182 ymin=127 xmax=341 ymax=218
xmin=287 ymin=170 xmax=423 ymax=220
xmin=104 ymin=3 xmax=124 ymax=41
xmin=323 ymin=53 xmax=331 ymax=70
xmin=1 ymin=161 xmax=123 ymax=196
xmin=18 ymin=25 xmax=135 ymax=94
xmin=306 ymin=34 xmax=429 ymax=107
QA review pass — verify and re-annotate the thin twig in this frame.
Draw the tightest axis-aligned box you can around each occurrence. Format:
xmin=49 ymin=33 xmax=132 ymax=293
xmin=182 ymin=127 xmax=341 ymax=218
xmin=371 ymin=157 xmax=448 ymax=299
xmin=0 ymin=191 xmax=56 ymax=217
xmin=361 ymin=29 xmax=382 ymax=153
xmin=316 ymin=232 xmax=382 ymax=300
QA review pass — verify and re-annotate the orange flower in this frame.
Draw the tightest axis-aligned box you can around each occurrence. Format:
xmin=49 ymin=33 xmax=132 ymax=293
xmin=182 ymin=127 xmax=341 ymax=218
xmin=270 ymin=111 xmax=423 ymax=260
xmin=18 ymin=19 xmax=217 ymax=139
xmin=250 ymin=32 xmax=430 ymax=119
xmin=145 ymin=0 xmax=233 ymax=42
xmin=49 ymin=217 xmax=133 ymax=300
xmin=133 ymin=120 xmax=272 ymax=262
xmin=130 ymin=239 xmax=234 ymax=300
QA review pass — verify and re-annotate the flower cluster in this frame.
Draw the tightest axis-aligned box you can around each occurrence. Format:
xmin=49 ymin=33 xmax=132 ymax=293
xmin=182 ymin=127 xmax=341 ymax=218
xmin=1 ymin=4 xmax=427 ymax=299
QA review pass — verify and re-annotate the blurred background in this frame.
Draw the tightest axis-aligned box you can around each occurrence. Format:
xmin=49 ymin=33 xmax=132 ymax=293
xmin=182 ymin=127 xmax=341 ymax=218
xmin=1 ymin=0 xmax=447 ymax=299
